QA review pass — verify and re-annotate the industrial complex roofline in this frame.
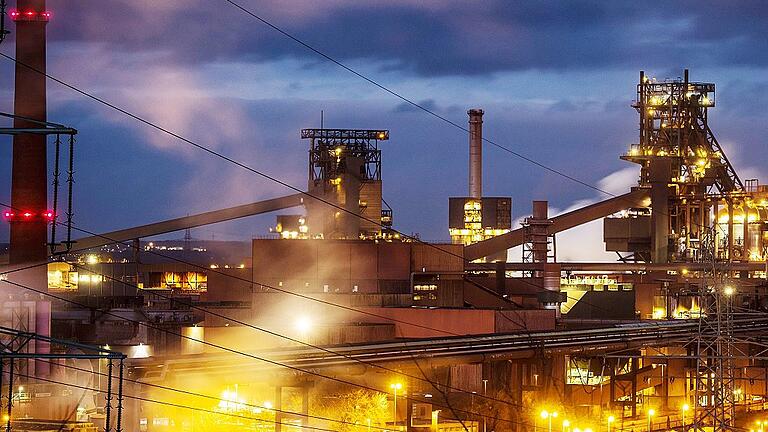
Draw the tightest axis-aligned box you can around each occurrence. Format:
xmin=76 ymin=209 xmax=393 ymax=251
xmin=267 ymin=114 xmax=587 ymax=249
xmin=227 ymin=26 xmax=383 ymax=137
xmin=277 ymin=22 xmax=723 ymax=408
xmin=464 ymin=188 xmax=651 ymax=261
xmin=65 ymin=193 xmax=305 ymax=252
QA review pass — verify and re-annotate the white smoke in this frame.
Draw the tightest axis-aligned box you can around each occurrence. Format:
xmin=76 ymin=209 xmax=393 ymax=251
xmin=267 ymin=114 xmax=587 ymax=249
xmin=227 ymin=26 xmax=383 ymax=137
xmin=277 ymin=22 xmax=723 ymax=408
xmin=507 ymin=166 xmax=640 ymax=262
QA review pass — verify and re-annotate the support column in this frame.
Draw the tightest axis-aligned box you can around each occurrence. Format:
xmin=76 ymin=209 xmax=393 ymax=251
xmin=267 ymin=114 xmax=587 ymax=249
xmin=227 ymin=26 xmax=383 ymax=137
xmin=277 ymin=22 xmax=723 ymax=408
xmin=274 ymin=386 xmax=283 ymax=432
xmin=662 ymin=363 xmax=669 ymax=411
xmin=609 ymin=360 xmax=616 ymax=412
xmin=727 ymin=200 xmax=734 ymax=261
xmin=301 ymin=385 xmax=310 ymax=429
xmin=743 ymin=202 xmax=751 ymax=258
xmin=649 ymin=160 xmax=672 ymax=263
xmin=5 ymin=358 xmax=14 ymax=432
xmin=631 ymin=357 xmax=638 ymax=417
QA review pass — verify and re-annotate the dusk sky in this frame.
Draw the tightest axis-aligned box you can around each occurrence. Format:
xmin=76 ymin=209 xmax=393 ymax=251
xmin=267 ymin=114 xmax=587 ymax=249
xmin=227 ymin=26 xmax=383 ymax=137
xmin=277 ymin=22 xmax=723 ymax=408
xmin=1 ymin=1 xmax=767 ymax=254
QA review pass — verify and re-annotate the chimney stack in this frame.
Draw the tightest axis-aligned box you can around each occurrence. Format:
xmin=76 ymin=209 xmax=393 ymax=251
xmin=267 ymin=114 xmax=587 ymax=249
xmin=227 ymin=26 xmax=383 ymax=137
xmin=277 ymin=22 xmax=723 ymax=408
xmin=468 ymin=109 xmax=483 ymax=199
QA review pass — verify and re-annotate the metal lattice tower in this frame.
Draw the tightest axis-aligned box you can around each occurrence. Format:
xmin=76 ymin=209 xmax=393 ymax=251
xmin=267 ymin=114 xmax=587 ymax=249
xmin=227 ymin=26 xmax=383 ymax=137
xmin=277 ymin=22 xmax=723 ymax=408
xmin=691 ymin=229 xmax=736 ymax=431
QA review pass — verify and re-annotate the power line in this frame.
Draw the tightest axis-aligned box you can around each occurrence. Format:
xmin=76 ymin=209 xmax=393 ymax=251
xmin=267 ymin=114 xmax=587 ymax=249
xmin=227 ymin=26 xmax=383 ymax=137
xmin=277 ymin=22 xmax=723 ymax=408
xmin=0 ymin=201 xmax=629 ymax=391
xmin=2 ymin=12 xmax=731 ymax=426
xmin=0 ymin=276 xmax=536 ymax=428
xmin=0 ymin=203 xmax=581 ymax=420
xmin=28 ymin=358 xmax=397 ymax=432
xmin=14 ymin=372 xmax=346 ymax=432
xmin=220 ymin=0 xmax=617 ymax=200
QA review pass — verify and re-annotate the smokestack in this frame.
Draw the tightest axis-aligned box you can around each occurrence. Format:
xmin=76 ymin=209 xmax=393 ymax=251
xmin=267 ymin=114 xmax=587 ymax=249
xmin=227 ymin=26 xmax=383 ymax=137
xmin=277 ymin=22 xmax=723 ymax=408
xmin=10 ymin=0 xmax=49 ymax=265
xmin=468 ymin=108 xmax=483 ymax=199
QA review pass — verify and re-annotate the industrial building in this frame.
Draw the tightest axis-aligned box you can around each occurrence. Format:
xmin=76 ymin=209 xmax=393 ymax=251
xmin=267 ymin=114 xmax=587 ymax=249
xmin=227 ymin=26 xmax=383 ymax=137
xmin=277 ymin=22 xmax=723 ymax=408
xmin=1 ymin=2 xmax=768 ymax=431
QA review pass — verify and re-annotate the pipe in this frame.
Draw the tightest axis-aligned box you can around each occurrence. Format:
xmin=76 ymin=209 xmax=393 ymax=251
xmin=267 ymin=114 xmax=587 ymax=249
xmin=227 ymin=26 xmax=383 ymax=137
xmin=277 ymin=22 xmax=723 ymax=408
xmin=468 ymin=109 xmax=483 ymax=199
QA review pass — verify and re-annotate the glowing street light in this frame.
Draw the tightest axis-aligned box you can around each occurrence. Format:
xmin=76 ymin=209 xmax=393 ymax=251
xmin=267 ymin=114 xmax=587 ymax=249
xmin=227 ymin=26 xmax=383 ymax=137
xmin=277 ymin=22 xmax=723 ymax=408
xmin=682 ymin=403 xmax=690 ymax=430
xmin=647 ymin=408 xmax=655 ymax=432
xmin=540 ymin=410 xmax=557 ymax=432
xmin=295 ymin=316 xmax=312 ymax=339
xmin=607 ymin=415 xmax=615 ymax=432
xmin=724 ymin=285 xmax=735 ymax=296
xmin=391 ymin=382 xmax=403 ymax=427
xmin=562 ymin=419 xmax=570 ymax=432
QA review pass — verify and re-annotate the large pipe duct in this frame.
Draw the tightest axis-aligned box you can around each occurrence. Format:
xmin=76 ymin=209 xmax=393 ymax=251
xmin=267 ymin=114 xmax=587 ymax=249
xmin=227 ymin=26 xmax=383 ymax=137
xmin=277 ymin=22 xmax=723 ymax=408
xmin=464 ymin=189 xmax=651 ymax=261
xmin=468 ymin=108 xmax=483 ymax=199
xmin=9 ymin=0 xmax=48 ymax=265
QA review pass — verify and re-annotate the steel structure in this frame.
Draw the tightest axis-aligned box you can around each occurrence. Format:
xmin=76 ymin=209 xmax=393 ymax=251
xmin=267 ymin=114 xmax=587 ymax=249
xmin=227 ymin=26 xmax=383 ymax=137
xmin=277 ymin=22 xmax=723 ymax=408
xmin=64 ymin=193 xmax=305 ymax=252
xmin=1 ymin=112 xmax=77 ymax=254
xmin=610 ymin=69 xmax=768 ymax=263
xmin=303 ymin=128 xmax=387 ymax=183
xmin=465 ymin=189 xmax=651 ymax=261
xmin=131 ymin=317 xmax=768 ymax=372
xmin=302 ymin=128 xmax=389 ymax=239
xmin=0 ymin=326 xmax=126 ymax=431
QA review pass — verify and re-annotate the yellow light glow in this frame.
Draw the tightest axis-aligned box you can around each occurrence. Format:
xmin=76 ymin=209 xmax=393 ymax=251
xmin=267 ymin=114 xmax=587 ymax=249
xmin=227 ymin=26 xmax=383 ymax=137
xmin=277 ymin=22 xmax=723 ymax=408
xmin=652 ymin=308 xmax=665 ymax=319
xmin=390 ymin=382 xmax=403 ymax=391
xmin=330 ymin=177 xmax=342 ymax=186
xmin=682 ymin=403 xmax=690 ymax=412
xmin=724 ymin=286 xmax=735 ymax=296
xmin=563 ymin=420 xmax=570 ymax=427
xmin=540 ymin=410 xmax=549 ymax=419
xmin=263 ymin=401 xmax=273 ymax=410
xmin=86 ymin=254 xmax=98 ymax=265
xmin=608 ymin=415 xmax=615 ymax=423
xmin=648 ymin=409 xmax=655 ymax=417
xmin=2 ymin=415 xmax=7 ymax=422
xmin=295 ymin=316 xmax=312 ymax=334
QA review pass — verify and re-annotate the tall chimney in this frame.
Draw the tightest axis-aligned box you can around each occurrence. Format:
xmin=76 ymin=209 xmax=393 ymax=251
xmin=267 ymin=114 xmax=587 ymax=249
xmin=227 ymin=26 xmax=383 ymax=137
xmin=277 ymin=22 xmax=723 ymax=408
xmin=10 ymin=0 xmax=49 ymax=265
xmin=468 ymin=108 xmax=483 ymax=199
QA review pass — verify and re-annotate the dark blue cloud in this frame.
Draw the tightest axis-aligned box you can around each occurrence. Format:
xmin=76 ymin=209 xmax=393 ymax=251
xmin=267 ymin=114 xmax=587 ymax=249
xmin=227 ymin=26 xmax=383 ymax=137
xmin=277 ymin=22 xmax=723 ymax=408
xmin=38 ymin=1 xmax=768 ymax=77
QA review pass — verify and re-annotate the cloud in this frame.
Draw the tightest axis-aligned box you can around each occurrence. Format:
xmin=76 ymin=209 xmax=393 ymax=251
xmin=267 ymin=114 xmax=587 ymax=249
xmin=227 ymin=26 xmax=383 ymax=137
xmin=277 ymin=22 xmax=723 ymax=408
xmin=43 ymin=1 xmax=768 ymax=78
xmin=392 ymin=99 xmax=437 ymax=113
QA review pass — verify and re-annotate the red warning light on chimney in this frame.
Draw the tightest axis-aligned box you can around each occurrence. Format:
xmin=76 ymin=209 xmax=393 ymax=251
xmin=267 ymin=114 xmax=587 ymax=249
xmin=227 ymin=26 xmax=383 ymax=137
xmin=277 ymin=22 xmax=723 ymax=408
xmin=2 ymin=211 xmax=55 ymax=222
xmin=8 ymin=9 xmax=52 ymax=22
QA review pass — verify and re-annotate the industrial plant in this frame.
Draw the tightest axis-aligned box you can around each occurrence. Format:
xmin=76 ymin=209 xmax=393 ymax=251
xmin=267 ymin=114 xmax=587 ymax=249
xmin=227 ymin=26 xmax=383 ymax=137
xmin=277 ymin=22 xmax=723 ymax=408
xmin=2 ymin=1 xmax=768 ymax=432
